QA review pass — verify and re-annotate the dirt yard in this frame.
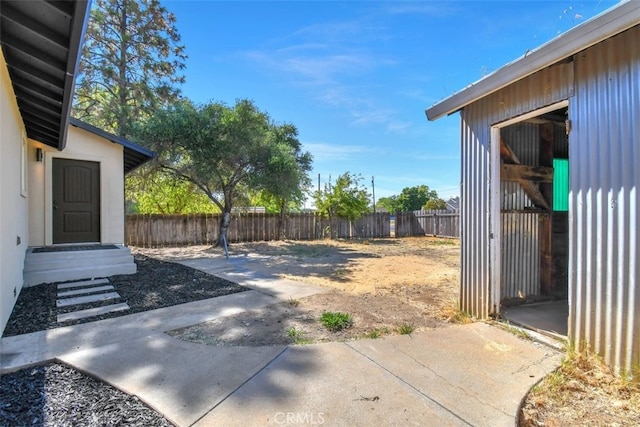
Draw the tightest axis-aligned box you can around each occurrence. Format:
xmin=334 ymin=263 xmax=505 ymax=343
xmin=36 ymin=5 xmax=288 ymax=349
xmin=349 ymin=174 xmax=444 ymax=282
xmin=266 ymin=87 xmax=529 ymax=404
xmin=139 ymin=237 xmax=639 ymax=425
xmin=152 ymin=237 xmax=461 ymax=346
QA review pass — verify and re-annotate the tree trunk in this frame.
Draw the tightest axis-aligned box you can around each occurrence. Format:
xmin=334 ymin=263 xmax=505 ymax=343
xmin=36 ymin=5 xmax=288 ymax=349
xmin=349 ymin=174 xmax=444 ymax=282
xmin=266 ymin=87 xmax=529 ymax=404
xmin=217 ymin=210 xmax=231 ymax=247
xmin=278 ymin=199 xmax=286 ymax=240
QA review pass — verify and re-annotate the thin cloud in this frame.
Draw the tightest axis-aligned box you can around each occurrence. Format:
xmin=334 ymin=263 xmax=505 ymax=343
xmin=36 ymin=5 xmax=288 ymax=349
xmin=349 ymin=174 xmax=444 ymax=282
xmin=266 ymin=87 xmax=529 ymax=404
xmin=303 ymin=142 xmax=374 ymax=161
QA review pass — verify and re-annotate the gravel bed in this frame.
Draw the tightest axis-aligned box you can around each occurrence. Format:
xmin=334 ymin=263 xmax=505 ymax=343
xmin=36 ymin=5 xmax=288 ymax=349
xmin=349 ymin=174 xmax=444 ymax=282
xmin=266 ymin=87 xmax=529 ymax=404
xmin=0 ymin=362 xmax=174 ymax=426
xmin=1 ymin=255 xmax=245 ymax=426
xmin=3 ymin=254 xmax=248 ymax=337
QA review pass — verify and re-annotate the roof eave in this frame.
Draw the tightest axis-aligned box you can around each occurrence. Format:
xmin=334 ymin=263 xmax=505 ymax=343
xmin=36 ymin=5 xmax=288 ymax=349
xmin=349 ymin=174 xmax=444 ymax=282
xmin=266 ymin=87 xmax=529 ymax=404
xmin=69 ymin=117 xmax=156 ymax=173
xmin=57 ymin=1 xmax=91 ymax=150
xmin=425 ymin=1 xmax=640 ymax=121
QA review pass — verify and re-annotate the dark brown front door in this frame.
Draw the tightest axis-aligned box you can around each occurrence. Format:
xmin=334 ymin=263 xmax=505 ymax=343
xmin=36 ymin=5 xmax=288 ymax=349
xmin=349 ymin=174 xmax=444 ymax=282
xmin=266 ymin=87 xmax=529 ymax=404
xmin=52 ymin=158 xmax=100 ymax=244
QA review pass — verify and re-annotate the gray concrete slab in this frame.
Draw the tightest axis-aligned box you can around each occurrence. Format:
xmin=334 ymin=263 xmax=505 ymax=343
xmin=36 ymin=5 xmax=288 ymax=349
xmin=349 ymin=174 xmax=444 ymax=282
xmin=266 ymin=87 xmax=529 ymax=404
xmin=177 ymin=258 xmax=326 ymax=300
xmin=57 ymin=278 xmax=110 ymax=289
xmin=0 ymin=290 xmax=276 ymax=372
xmin=347 ymin=322 xmax=562 ymax=426
xmin=59 ymin=334 xmax=286 ymax=427
xmin=502 ymin=301 xmax=568 ymax=338
xmin=57 ymin=302 xmax=130 ymax=323
xmin=56 ymin=292 xmax=120 ymax=307
xmin=57 ymin=285 xmax=114 ymax=297
xmin=195 ymin=342 xmax=470 ymax=427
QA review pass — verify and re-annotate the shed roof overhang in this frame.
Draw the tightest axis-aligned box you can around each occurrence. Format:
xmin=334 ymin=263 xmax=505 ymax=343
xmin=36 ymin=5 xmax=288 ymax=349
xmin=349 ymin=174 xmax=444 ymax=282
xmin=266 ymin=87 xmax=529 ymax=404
xmin=0 ymin=0 xmax=90 ymax=149
xmin=69 ymin=118 xmax=156 ymax=174
xmin=425 ymin=1 xmax=640 ymax=121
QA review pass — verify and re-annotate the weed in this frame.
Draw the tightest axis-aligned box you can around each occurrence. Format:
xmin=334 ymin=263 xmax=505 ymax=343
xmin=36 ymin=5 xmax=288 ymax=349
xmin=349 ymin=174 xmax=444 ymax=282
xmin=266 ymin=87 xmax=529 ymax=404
xmin=287 ymin=327 xmax=312 ymax=345
xmin=501 ymin=322 xmax=532 ymax=341
xmin=333 ymin=268 xmax=348 ymax=276
xmin=364 ymin=327 xmax=389 ymax=339
xmin=396 ymin=323 xmax=414 ymax=335
xmin=439 ymin=299 xmax=473 ymax=324
xmin=287 ymin=298 xmax=300 ymax=307
xmin=320 ymin=311 xmax=352 ymax=332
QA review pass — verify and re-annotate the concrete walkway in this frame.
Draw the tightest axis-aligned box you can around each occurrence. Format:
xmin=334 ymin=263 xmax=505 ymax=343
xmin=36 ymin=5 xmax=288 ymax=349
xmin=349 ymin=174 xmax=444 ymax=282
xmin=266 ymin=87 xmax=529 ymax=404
xmin=1 ymin=260 xmax=562 ymax=426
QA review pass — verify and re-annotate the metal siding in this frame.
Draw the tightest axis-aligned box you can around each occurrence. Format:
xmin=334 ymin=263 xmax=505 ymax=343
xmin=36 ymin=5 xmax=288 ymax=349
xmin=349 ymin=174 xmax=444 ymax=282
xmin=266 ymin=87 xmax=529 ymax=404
xmin=570 ymin=25 xmax=640 ymax=375
xmin=460 ymin=63 xmax=572 ymax=318
xmin=501 ymin=213 xmax=540 ymax=299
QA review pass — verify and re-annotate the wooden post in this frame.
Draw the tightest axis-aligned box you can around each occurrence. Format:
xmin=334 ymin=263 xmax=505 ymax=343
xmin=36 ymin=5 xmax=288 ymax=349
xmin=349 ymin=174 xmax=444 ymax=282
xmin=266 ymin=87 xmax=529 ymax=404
xmin=539 ymin=122 xmax=554 ymax=294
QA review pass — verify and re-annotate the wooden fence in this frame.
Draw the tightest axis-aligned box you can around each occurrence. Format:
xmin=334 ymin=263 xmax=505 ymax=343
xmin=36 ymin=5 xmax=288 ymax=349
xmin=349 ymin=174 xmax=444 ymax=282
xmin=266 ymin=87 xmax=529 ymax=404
xmin=395 ymin=210 xmax=459 ymax=238
xmin=126 ymin=212 xmax=391 ymax=247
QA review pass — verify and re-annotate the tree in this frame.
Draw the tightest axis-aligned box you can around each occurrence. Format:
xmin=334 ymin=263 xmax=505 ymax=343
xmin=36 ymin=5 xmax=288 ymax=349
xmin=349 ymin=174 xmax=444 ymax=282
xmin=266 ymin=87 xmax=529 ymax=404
xmin=424 ymin=198 xmax=447 ymax=210
xmin=376 ymin=195 xmax=399 ymax=213
xmin=134 ymin=99 xmax=306 ymax=246
xmin=126 ymin=172 xmax=220 ymax=214
xmin=73 ymin=0 xmax=186 ymax=137
xmin=396 ymin=185 xmax=438 ymax=212
xmin=315 ymin=172 xmax=370 ymax=238
xmin=376 ymin=185 xmax=441 ymax=213
xmin=251 ymin=124 xmax=312 ymax=238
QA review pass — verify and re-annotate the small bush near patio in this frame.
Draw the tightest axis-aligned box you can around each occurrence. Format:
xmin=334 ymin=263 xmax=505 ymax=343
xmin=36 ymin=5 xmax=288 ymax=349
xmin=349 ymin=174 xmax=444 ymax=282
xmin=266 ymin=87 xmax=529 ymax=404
xmin=320 ymin=311 xmax=352 ymax=332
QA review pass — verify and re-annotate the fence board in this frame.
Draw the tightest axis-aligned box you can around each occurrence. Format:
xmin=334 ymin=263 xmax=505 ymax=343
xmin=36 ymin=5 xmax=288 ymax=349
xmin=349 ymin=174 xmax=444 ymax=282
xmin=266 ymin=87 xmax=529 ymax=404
xmin=125 ymin=210 xmax=456 ymax=247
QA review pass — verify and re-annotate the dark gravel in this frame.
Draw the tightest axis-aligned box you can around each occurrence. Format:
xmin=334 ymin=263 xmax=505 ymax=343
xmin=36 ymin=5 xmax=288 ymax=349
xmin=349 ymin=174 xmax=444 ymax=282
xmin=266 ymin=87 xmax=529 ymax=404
xmin=3 ymin=254 xmax=248 ymax=337
xmin=1 ymin=254 xmax=246 ymax=426
xmin=0 ymin=362 xmax=174 ymax=426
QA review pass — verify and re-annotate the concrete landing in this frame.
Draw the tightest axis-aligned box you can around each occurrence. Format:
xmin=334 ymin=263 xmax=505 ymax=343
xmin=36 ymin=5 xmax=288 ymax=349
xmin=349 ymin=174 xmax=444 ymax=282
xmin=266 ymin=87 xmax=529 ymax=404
xmin=195 ymin=323 xmax=560 ymax=427
xmin=502 ymin=301 xmax=569 ymax=338
xmin=0 ymin=290 xmax=276 ymax=372
xmin=59 ymin=334 xmax=286 ymax=427
xmin=175 ymin=257 xmax=327 ymax=300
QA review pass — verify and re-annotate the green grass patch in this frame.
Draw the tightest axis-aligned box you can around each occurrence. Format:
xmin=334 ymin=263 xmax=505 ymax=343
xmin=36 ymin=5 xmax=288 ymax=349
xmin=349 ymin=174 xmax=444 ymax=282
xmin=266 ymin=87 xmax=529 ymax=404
xmin=396 ymin=323 xmax=414 ymax=335
xmin=287 ymin=327 xmax=312 ymax=345
xmin=320 ymin=311 xmax=353 ymax=332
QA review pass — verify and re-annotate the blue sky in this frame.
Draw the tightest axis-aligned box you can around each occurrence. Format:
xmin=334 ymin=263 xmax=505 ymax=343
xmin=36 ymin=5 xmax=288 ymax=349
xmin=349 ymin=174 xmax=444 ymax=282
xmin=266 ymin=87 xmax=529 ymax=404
xmin=165 ymin=0 xmax=619 ymax=203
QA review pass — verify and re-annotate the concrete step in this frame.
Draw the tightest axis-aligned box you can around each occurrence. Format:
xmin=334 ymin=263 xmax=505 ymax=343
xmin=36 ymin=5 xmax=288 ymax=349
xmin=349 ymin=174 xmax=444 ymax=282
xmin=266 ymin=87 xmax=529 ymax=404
xmin=24 ymin=246 xmax=137 ymax=287
xmin=57 ymin=303 xmax=130 ymax=323
xmin=57 ymin=278 xmax=110 ymax=290
xmin=57 ymin=285 xmax=115 ymax=298
xmin=57 ymin=292 xmax=121 ymax=308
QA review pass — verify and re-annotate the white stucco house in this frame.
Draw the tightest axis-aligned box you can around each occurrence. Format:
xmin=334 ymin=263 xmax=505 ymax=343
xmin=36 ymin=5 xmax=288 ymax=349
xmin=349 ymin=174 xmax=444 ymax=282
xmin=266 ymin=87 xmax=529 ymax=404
xmin=0 ymin=1 xmax=153 ymax=335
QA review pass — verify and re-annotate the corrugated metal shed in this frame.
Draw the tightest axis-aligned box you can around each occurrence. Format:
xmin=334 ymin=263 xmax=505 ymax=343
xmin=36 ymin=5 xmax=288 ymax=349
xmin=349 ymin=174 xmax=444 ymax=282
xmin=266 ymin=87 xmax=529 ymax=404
xmin=427 ymin=2 xmax=639 ymax=375
xmin=569 ymin=24 xmax=639 ymax=375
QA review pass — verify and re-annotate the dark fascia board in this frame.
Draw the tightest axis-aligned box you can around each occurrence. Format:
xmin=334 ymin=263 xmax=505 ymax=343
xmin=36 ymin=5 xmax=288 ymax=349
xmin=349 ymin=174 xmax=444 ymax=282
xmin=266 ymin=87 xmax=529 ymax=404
xmin=58 ymin=0 xmax=91 ymax=150
xmin=425 ymin=1 xmax=640 ymax=121
xmin=69 ymin=117 xmax=156 ymax=173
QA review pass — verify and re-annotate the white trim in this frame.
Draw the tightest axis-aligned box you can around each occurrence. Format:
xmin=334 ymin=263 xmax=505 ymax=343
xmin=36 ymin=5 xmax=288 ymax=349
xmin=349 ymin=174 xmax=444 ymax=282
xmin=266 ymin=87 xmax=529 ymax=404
xmin=20 ymin=130 xmax=27 ymax=197
xmin=489 ymin=126 xmax=502 ymax=312
xmin=44 ymin=153 xmax=105 ymax=246
xmin=489 ymin=99 xmax=571 ymax=313
xmin=494 ymin=100 xmax=569 ymax=129
xmin=426 ymin=1 xmax=639 ymax=121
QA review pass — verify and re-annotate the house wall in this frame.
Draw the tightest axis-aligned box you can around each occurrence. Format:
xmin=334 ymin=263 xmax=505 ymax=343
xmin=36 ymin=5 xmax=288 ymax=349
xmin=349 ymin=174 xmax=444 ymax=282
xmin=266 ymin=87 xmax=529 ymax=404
xmin=0 ymin=50 xmax=29 ymax=334
xmin=569 ymin=25 xmax=639 ymax=375
xmin=459 ymin=62 xmax=573 ymax=318
xmin=28 ymin=126 xmax=125 ymax=246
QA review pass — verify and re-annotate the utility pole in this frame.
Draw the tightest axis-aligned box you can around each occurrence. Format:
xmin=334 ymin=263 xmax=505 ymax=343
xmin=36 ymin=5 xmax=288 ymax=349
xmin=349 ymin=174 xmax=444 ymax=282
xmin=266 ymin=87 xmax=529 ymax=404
xmin=317 ymin=173 xmax=320 ymax=193
xmin=372 ymin=176 xmax=376 ymax=214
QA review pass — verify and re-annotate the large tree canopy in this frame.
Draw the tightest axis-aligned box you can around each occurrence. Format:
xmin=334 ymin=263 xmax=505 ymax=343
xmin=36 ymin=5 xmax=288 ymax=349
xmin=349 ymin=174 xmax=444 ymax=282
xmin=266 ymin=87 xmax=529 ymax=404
xmin=376 ymin=185 xmax=440 ymax=213
xmin=73 ymin=0 xmax=186 ymax=137
xmin=134 ymin=99 xmax=311 ymax=244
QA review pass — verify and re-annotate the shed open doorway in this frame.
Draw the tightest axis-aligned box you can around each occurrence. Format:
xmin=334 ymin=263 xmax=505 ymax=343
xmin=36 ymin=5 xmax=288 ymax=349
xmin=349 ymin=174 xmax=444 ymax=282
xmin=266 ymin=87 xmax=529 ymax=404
xmin=494 ymin=102 xmax=570 ymax=339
